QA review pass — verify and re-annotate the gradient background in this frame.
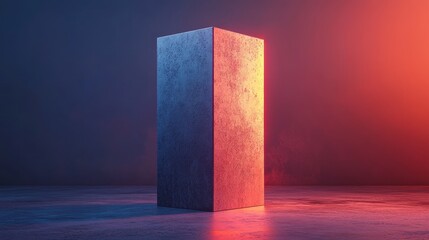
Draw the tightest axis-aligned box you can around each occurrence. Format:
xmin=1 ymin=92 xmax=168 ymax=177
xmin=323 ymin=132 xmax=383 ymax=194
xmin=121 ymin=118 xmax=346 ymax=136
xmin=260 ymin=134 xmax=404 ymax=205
xmin=1 ymin=0 xmax=428 ymax=185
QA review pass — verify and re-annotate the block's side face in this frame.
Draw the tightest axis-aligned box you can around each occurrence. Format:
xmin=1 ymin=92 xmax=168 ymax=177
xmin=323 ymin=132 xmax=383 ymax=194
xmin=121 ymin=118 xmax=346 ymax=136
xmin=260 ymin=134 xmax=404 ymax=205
xmin=157 ymin=28 xmax=214 ymax=211
xmin=213 ymin=28 xmax=264 ymax=211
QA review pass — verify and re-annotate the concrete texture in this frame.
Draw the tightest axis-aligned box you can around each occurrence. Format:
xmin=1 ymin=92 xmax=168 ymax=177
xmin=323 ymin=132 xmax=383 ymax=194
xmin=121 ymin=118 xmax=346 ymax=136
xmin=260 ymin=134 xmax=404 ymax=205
xmin=157 ymin=28 xmax=214 ymax=211
xmin=1 ymin=186 xmax=429 ymax=240
xmin=157 ymin=27 xmax=264 ymax=211
xmin=213 ymin=28 xmax=264 ymax=210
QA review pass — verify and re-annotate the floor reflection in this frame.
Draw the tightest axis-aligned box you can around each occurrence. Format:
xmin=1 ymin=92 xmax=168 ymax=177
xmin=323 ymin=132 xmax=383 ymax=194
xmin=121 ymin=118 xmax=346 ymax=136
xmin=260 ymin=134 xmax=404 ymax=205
xmin=1 ymin=186 xmax=429 ymax=239
xmin=209 ymin=206 xmax=271 ymax=240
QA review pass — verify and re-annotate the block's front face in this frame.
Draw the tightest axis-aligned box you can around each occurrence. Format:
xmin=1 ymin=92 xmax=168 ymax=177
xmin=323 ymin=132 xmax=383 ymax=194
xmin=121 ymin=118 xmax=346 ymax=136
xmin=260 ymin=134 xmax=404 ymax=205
xmin=157 ymin=28 xmax=214 ymax=211
xmin=213 ymin=28 xmax=264 ymax=211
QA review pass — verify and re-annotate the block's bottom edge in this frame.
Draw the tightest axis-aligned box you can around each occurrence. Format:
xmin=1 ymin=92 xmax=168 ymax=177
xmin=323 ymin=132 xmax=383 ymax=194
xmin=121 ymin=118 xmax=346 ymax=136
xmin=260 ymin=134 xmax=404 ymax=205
xmin=213 ymin=202 xmax=265 ymax=212
xmin=157 ymin=202 xmax=264 ymax=212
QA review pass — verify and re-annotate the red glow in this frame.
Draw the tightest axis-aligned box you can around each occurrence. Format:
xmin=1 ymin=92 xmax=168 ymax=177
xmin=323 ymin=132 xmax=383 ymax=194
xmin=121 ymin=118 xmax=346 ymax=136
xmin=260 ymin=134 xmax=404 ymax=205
xmin=264 ymin=0 xmax=429 ymax=185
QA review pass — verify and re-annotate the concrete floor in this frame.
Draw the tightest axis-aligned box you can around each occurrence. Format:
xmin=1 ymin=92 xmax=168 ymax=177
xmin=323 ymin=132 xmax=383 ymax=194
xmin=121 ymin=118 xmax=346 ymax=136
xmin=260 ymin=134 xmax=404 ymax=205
xmin=1 ymin=186 xmax=429 ymax=240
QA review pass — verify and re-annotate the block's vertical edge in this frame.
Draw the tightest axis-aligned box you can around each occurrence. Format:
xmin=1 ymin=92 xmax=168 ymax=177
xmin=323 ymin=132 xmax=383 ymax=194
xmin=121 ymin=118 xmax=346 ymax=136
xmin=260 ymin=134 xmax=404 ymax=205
xmin=212 ymin=27 xmax=216 ymax=212
xmin=156 ymin=37 xmax=162 ymax=208
xmin=261 ymin=38 xmax=265 ymax=207
xmin=211 ymin=27 xmax=215 ymax=212
xmin=261 ymin=39 xmax=266 ymax=205
xmin=213 ymin=28 xmax=264 ymax=211
xmin=157 ymin=27 xmax=214 ymax=211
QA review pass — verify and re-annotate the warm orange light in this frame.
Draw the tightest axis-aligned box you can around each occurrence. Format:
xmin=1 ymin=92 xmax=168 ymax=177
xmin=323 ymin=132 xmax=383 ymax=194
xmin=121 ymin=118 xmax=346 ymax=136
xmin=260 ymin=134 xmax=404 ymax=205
xmin=213 ymin=28 xmax=264 ymax=211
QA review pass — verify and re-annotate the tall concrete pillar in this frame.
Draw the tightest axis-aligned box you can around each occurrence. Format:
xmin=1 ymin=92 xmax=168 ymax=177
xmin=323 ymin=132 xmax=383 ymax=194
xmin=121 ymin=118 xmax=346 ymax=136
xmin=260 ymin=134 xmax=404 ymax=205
xmin=157 ymin=27 xmax=264 ymax=211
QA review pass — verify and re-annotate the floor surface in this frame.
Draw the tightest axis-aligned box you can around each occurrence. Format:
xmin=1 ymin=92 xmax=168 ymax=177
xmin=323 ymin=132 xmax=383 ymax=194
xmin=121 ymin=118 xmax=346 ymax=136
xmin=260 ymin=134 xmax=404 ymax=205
xmin=1 ymin=186 xmax=429 ymax=239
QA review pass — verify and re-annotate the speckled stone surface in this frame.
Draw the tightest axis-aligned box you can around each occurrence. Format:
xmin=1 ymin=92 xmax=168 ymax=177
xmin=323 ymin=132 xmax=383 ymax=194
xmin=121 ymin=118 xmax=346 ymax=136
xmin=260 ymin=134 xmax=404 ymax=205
xmin=157 ymin=27 xmax=264 ymax=211
xmin=157 ymin=28 xmax=214 ymax=211
xmin=213 ymin=28 xmax=264 ymax=211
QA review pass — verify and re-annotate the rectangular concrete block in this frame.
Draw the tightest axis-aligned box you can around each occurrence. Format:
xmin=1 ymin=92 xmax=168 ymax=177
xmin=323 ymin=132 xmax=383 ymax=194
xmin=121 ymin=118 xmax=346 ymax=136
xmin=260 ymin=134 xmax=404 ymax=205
xmin=157 ymin=27 xmax=264 ymax=211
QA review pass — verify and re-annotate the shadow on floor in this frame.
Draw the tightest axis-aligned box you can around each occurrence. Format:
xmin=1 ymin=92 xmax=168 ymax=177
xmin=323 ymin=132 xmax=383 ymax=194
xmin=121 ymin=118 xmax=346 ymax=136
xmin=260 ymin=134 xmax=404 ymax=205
xmin=0 ymin=203 xmax=200 ymax=225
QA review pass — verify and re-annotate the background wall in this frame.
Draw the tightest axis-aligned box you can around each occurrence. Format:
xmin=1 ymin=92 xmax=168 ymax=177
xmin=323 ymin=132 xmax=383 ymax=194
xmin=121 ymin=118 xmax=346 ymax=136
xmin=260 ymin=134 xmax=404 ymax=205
xmin=1 ymin=0 xmax=428 ymax=185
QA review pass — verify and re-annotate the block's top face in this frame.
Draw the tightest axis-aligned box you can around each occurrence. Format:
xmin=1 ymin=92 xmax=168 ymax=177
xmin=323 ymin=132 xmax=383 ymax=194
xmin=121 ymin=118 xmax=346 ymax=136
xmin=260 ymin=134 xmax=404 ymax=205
xmin=213 ymin=27 xmax=264 ymax=42
xmin=157 ymin=27 xmax=213 ymax=41
xmin=157 ymin=27 xmax=263 ymax=43
xmin=157 ymin=26 xmax=214 ymax=211
xmin=213 ymin=28 xmax=264 ymax=211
